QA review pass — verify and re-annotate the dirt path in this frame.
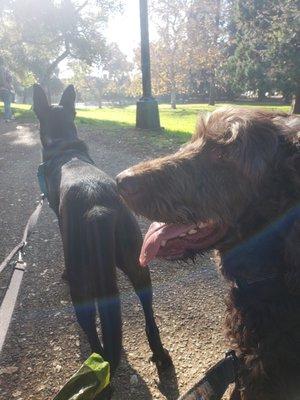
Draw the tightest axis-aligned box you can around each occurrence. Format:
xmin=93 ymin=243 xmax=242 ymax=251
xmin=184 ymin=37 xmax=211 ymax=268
xmin=0 ymin=120 xmax=229 ymax=400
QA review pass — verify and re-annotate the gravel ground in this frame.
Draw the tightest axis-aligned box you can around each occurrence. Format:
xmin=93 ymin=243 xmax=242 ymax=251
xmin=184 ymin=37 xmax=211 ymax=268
xmin=0 ymin=120 xmax=230 ymax=400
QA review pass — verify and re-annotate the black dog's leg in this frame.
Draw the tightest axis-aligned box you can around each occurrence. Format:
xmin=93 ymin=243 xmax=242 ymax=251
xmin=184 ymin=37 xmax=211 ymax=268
xmin=119 ymin=260 xmax=172 ymax=370
xmin=97 ymin=296 xmax=122 ymax=374
xmin=71 ymin=296 xmax=104 ymax=355
xmin=60 ymin=215 xmax=104 ymax=355
xmin=85 ymin=207 xmax=122 ymax=376
xmin=116 ymin=209 xmax=172 ymax=370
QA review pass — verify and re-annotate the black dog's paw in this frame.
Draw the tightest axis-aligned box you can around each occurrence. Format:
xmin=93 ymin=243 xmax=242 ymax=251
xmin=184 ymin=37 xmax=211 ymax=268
xmin=94 ymin=384 xmax=113 ymax=400
xmin=150 ymin=349 xmax=173 ymax=370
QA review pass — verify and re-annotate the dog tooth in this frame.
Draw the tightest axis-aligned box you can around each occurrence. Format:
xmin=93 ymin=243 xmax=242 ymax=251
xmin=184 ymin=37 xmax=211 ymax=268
xmin=188 ymin=228 xmax=197 ymax=235
xmin=161 ymin=240 xmax=167 ymax=247
xmin=179 ymin=233 xmax=187 ymax=237
xmin=197 ymin=222 xmax=206 ymax=228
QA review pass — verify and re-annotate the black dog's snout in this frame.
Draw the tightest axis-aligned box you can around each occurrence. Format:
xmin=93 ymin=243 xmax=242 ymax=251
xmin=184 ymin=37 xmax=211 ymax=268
xmin=116 ymin=170 xmax=140 ymax=196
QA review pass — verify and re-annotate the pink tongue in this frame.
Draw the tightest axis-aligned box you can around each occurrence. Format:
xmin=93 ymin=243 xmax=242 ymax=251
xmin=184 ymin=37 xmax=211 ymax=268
xmin=139 ymin=221 xmax=196 ymax=267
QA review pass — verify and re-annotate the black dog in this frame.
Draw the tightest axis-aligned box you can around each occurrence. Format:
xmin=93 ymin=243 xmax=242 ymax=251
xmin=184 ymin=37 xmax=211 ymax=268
xmin=33 ymin=84 xmax=171 ymax=378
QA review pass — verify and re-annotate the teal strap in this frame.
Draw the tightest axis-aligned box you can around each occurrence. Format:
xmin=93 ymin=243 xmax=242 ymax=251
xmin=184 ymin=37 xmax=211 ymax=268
xmin=37 ymin=163 xmax=48 ymax=198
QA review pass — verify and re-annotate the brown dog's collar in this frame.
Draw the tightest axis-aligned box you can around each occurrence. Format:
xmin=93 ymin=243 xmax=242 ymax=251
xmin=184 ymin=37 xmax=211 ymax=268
xmin=235 ymin=273 xmax=283 ymax=292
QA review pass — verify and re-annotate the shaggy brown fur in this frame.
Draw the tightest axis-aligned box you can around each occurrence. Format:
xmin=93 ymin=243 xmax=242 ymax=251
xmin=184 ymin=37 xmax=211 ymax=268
xmin=117 ymin=108 xmax=300 ymax=399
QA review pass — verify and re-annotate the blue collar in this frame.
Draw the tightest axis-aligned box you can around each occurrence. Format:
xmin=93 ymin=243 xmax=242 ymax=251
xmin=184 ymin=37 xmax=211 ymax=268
xmin=224 ymin=204 xmax=300 ymax=290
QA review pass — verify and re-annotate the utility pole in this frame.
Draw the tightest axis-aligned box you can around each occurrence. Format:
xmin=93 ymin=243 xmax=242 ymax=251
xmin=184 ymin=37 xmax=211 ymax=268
xmin=136 ymin=0 xmax=161 ymax=130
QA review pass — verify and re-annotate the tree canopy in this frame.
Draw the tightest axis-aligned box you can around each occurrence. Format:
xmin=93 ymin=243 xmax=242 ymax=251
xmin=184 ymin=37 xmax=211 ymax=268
xmin=67 ymin=44 xmax=133 ymax=106
xmin=0 ymin=0 xmax=298 ymax=108
xmin=147 ymin=0 xmax=299 ymax=108
xmin=226 ymin=0 xmax=299 ymax=102
xmin=0 ymin=0 xmax=121 ymax=98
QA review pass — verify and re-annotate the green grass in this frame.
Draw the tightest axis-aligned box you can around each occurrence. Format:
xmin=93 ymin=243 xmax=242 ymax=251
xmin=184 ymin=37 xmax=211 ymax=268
xmin=76 ymin=102 xmax=290 ymax=136
xmin=1 ymin=101 xmax=291 ymax=137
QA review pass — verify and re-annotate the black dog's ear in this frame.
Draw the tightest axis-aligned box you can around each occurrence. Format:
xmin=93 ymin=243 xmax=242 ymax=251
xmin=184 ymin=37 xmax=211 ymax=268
xmin=59 ymin=85 xmax=76 ymax=110
xmin=33 ymin=84 xmax=49 ymax=119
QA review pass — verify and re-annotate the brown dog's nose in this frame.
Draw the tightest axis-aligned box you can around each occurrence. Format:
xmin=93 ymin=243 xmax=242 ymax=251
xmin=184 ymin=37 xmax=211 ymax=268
xmin=116 ymin=170 xmax=140 ymax=195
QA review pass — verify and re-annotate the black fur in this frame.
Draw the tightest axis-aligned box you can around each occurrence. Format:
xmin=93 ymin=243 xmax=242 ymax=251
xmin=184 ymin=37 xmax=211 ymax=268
xmin=33 ymin=84 xmax=172 ymax=379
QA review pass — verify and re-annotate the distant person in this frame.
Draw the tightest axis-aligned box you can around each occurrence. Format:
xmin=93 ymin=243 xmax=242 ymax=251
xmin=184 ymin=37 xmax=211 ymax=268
xmin=0 ymin=57 xmax=14 ymax=121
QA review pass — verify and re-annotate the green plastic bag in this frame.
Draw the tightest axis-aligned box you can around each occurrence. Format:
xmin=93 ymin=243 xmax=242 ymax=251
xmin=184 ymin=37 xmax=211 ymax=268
xmin=53 ymin=353 xmax=110 ymax=400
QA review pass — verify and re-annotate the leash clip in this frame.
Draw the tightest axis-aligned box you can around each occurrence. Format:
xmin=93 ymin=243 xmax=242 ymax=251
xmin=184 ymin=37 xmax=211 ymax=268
xmin=225 ymin=350 xmax=243 ymax=390
xmin=18 ymin=251 xmax=24 ymax=263
xmin=225 ymin=349 xmax=239 ymax=374
xmin=14 ymin=251 xmax=27 ymax=271
xmin=225 ymin=349 xmax=237 ymax=360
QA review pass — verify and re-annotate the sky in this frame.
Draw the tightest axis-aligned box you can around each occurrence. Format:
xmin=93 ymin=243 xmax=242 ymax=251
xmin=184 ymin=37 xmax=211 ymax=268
xmin=61 ymin=1 xmax=156 ymax=78
xmin=106 ymin=0 xmax=157 ymax=60
xmin=106 ymin=0 xmax=140 ymax=60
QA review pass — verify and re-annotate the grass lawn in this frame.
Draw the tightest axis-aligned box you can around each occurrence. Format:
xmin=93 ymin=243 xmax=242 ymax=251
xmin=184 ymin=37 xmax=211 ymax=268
xmin=1 ymin=101 xmax=291 ymax=137
xmin=76 ymin=103 xmax=290 ymax=136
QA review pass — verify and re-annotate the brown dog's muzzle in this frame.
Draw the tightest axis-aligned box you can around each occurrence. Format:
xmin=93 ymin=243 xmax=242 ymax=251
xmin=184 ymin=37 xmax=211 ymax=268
xmin=116 ymin=169 xmax=141 ymax=197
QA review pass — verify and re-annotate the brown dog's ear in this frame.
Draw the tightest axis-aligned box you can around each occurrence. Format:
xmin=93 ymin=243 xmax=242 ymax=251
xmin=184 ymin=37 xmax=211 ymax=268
xmin=59 ymin=85 xmax=76 ymax=110
xmin=235 ymin=120 xmax=279 ymax=184
xmin=33 ymin=84 xmax=49 ymax=120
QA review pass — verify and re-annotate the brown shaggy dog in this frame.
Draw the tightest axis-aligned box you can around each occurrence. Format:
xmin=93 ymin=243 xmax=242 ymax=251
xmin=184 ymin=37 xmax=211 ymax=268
xmin=116 ymin=108 xmax=300 ymax=400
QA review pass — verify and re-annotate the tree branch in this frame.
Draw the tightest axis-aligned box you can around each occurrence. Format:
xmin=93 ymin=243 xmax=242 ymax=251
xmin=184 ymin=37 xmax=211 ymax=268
xmin=42 ymin=40 xmax=70 ymax=84
xmin=22 ymin=35 xmax=62 ymax=47
xmin=75 ymin=0 xmax=89 ymax=14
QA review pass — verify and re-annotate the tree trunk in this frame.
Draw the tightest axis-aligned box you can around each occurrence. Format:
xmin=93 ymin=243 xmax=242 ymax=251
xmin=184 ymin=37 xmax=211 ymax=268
xmin=292 ymin=90 xmax=300 ymax=114
xmin=41 ymin=40 xmax=70 ymax=88
xmin=23 ymin=88 xmax=27 ymax=104
xmin=282 ymin=91 xmax=292 ymax=104
xmin=171 ymin=89 xmax=176 ymax=109
xmin=97 ymin=88 xmax=103 ymax=108
xmin=208 ymin=0 xmax=220 ymax=107
xmin=209 ymin=71 xmax=215 ymax=106
xmin=45 ymin=83 xmax=51 ymax=104
xmin=257 ymin=89 xmax=266 ymax=102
